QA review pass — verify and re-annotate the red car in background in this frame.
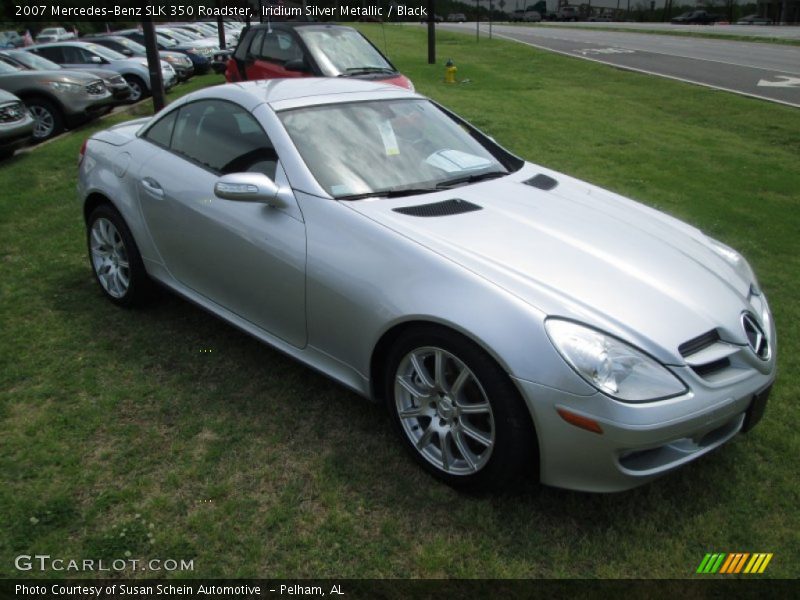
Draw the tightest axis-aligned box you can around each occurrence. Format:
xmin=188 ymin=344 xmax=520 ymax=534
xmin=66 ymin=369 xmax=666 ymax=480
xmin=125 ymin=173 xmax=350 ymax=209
xmin=225 ymin=22 xmax=413 ymax=91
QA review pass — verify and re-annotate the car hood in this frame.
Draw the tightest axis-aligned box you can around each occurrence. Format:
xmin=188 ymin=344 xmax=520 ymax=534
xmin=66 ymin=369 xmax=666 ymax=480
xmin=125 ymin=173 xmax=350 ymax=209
xmin=346 ymin=164 xmax=759 ymax=363
xmin=0 ymin=68 xmax=99 ymax=85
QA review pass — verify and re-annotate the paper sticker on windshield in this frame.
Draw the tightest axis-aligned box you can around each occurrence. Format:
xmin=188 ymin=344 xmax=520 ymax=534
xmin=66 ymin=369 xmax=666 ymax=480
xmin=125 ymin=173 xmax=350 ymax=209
xmin=378 ymin=121 xmax=400 ymax=156
xmin=425 ymin=150 xmax=493 ymax=173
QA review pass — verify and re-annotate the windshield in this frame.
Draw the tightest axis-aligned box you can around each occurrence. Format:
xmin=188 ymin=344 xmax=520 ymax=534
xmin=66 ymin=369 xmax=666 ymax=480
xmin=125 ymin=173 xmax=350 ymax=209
xmin=85 ymin=44 xmax=126 ymax=61
xmin=6 ymin=50 xmax=60 ymax=70
xmin=156 ymin=33 xmax=178 ymax=47
xmin=0 ymin=60 xmax=23 ymax=73
xmin=297 ymin=27 xmax=393 ymax=77
xmin=279 ymin=99 xmax=511 ymax=199
xmin=158 ymin=29 xmax=196 ymax=43
xmin=114 ymin=38 xmax=146 ymax=54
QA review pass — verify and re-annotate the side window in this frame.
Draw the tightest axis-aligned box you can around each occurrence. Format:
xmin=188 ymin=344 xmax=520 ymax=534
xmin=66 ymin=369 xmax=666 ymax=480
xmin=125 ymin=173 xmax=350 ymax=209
xmin=247 ymin=29 xmax=264 ymax=58
xmin=34 ymin=46 xmax=63 ymax=62
xmin=143 ymin=109 xmax=177 ymax=148
xmin=261 ymin=32 xmax=301 ymax=64
xmin=61 ymin=46 xmax=87 ymax=63
xmin=170 ymin=100 xmax=278 ymax=179
xmin=233 ymin=29 xmax=253 ymax=61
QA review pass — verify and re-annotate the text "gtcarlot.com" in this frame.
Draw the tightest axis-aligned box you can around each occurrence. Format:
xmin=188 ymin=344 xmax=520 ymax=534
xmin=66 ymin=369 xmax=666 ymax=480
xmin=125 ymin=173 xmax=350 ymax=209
xmin=14 ymin=554 xmax=194 ymax=572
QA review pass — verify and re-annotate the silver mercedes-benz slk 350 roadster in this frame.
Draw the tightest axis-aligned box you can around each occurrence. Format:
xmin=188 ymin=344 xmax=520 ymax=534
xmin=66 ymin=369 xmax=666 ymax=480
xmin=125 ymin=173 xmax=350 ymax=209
xmin=78 ymin=79 xmax=776 ymax=492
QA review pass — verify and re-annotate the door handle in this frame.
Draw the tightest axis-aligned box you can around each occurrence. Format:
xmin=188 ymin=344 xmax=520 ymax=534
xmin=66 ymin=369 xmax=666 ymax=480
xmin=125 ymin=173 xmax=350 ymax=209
xmin=141 ymin=177 xmax=164 ymax=198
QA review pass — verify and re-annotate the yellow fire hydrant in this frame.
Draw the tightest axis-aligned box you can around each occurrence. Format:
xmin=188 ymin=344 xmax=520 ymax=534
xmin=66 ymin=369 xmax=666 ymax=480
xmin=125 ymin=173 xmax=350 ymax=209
xmin=444 ymin=59 xmax=457 ymax=84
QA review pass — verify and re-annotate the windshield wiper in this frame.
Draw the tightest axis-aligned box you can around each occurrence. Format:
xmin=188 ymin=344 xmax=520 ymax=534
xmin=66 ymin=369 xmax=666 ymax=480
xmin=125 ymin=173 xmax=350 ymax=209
xmin=336 ymin=187 xmax=437 ymax=201
xmin=435 ymin=171 xmax=507 ymax=189
xmin=338 ymin=66 xmax=396 ymax=77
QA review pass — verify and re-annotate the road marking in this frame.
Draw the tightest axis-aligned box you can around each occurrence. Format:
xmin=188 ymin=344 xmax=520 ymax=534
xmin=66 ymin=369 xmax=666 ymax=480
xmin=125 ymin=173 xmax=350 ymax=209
xmin=489 ymin=31 xmax=800 ymax=109
xmin=578 ymin=47 xmax=636 ymax=55
xmin=757 ymin=76 xmax=800 ymax=88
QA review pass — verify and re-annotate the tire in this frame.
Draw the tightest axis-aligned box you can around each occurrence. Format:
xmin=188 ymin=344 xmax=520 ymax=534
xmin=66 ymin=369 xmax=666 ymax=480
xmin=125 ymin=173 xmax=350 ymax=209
xmin=385 ymin=327 xmax=537 ymax=490
xmin=123 ymin=75 xmax=147 ymax=103
xmin=86 ymin=204 xmax=153 ymax=307
xmin=26 ymin=98 xmax=64 ymax=141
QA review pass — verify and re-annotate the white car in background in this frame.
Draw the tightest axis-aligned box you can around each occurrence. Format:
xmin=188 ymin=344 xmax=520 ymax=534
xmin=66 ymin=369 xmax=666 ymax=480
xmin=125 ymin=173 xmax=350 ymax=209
xmin=35 ymin=27 xmax=75 ymax=44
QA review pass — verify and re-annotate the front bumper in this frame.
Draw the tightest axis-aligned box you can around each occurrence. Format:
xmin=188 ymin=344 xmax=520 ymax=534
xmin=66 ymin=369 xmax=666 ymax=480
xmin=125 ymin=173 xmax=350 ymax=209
xmin=515 ymin=363 xmax=776 ymax=492
xmin=0 ymin=112 xmax=35 ymax=154
xmin=62 ymin=92 xmax=115 ymax=126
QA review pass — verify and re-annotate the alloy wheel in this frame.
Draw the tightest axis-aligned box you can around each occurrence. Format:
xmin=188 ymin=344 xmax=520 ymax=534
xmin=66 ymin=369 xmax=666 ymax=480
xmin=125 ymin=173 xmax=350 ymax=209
xmin=394 ymin=346 xmax=495 ymax=475
xmin=90 ymin=217 xmax=130 ymax=298
xmin=29 ymin=105 xmax=55 ymax=139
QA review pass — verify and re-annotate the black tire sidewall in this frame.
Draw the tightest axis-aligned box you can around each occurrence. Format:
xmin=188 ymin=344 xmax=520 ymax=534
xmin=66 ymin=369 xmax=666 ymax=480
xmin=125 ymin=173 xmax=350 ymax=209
xmin=86 ymin=204 xmax=151 ymax=307
xmin=385 ymin=327 xmax=537 ymax=490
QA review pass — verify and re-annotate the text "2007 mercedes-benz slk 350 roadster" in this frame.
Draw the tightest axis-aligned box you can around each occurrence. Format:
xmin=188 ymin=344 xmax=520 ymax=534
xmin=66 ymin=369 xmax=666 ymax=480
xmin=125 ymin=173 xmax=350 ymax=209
xmin=78 ymin=79 xmax=776 ymax=492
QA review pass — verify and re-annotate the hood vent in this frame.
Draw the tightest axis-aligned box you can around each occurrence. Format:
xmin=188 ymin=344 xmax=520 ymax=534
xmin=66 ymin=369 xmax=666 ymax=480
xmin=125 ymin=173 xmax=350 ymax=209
xmin=524 ymin=174 xmax=558 ymax=191
xmin=393 ymin=199 xmax=482 ymax=217
xmin=678 ymin=330 xmax=720 ymax=357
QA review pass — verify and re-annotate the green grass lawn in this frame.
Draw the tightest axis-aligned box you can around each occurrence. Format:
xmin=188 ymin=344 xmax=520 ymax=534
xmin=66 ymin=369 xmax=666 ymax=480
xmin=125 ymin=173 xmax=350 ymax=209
xmin=1 ymin=26 xmax=799 ymax=579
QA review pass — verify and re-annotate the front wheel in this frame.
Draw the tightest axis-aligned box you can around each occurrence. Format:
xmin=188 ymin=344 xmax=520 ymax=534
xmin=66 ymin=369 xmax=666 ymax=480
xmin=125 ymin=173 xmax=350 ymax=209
xmin=385 ymin=328 xmax=536 ymax=490
xmin=123 ymin=75 xmax=147 ymax=103
xmin=27 ymin=98 xmax=64 ymax=141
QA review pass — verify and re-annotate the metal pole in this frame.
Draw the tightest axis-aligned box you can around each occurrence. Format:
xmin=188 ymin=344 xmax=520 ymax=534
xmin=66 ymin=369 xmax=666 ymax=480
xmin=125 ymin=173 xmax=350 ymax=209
xmin=489 ymin=0 xmax=493 ymax=39
xmin=216 ymin=0 xmax=227 ymax=49
xmin=476 ymin=0 xmax=480 ymax=42
xmin=427 ymin=0 xmax=436 ymax=64
xmin=141 ymin=16 xmax=165 ymax=112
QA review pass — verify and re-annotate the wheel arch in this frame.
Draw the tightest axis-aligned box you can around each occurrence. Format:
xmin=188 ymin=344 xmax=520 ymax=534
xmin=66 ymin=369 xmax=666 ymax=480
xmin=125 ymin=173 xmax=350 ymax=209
xmin=83 ymin=190 xmax=118 ymax=224
xmin=16 ymin=90 xmax=65 ymax=113
xmin=369 ymin=318 xmax=528 ymax=410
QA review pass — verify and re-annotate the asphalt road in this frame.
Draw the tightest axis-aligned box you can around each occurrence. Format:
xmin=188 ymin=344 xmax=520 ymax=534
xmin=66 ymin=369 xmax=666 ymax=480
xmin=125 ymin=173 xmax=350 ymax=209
xmin=538 ymin=22 xmax=800 ymax=40
xmin=440 ymin=23 xmax=800 ymax=107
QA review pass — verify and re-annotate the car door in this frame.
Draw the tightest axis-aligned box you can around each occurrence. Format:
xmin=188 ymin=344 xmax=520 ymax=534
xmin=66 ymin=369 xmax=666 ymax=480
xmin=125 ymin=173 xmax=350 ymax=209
xmin=246 ymin=29 xmax=310 ymax=81
xmin=135 ymin=99 xmax=308 ymax=347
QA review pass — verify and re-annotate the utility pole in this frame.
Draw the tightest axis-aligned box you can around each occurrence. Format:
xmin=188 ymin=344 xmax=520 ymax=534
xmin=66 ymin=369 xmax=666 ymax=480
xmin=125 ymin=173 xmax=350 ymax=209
xmin=427 ymin=0 xmax=436 ymax=63
xmin=216 ymin=0 xmax=227 ymax=49
xmin=141 ymin=16 xmax=164 ymax=112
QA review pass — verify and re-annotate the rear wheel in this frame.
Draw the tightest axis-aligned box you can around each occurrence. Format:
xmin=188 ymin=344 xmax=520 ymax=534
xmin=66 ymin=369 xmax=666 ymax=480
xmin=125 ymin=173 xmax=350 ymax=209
xmin=87 ymin=204 xmax=153 ymax=307
xmin=27 ymin=98 xmax=64 ymax=141
xmin=385 ymin=327 xmax=536 ymax=489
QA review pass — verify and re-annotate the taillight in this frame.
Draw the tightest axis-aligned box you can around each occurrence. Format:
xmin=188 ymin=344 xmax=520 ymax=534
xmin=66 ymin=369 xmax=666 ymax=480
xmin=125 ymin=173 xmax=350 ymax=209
xmin=78 ymin=138 xmax=88 ymax=166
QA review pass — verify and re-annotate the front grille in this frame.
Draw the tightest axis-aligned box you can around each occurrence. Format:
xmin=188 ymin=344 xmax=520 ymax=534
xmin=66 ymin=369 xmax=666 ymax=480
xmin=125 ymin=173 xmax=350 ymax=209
xmin=393 ymin=199 xmax=482 ymax=217
xmin=85 ymin=80 xmax=106 ymax=95
xmin=0 ymin=101 xmax=26 ymax=124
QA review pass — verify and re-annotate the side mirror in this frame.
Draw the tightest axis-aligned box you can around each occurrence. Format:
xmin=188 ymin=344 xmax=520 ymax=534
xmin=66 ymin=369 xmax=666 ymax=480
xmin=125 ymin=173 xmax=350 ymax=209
xmin=214 ymin=172 xmax=284 ymax=207
xmin=284 ymin=58 xmax=309 ymax=73
xmin=121 ymin=48 xmax=133 ymax=57
xmin=90 ymin=55 xmax=104 ymax=64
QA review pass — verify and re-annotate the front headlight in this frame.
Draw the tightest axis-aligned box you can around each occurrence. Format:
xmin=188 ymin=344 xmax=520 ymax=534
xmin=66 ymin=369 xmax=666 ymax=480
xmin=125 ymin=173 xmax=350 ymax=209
xmin=546 ymin=319 xmax=687 ymax=402
xmin=45 ymin=81 xmax=83 ymax=94
xmin=707 ymin=237 xmax=759 ymax=293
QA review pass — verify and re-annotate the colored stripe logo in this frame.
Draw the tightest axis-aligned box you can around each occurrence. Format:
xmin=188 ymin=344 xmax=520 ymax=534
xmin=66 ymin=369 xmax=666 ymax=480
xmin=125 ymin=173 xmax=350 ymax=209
xmin=696 ymin=553 xmax=773 ymax=574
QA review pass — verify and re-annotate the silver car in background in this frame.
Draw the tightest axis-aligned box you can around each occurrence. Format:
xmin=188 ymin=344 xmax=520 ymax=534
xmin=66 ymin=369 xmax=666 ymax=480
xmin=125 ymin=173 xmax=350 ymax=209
xmin=28 ymin=41 xmax=176 ymax=102
xmin=0 ymin=59 xmax=111 ymax=140
xmin=78 ymin=80 xmax=776 ymax=492
xmin=0 ymin=88 xmax=34 ymax=158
